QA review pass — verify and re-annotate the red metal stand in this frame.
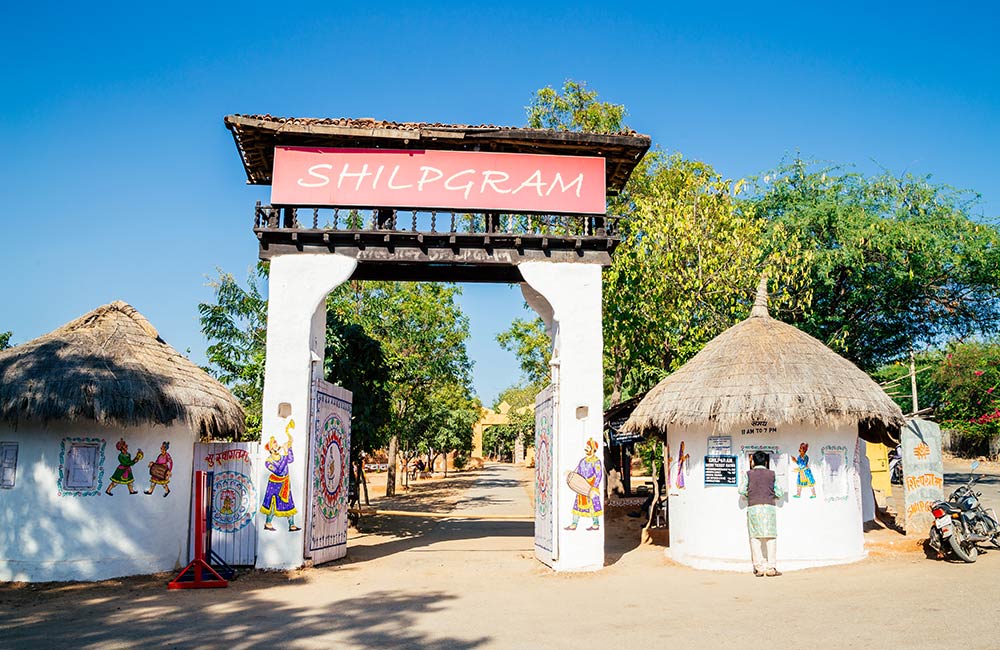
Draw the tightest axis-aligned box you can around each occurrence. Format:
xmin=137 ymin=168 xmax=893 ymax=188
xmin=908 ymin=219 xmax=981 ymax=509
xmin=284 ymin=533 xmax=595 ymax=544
xmin=169 ymin=470 xmax=228 ymax=589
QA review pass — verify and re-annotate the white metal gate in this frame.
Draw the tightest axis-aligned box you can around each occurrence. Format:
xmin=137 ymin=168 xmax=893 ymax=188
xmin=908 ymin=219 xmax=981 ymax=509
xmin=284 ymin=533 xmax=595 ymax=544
xmin=534 ymin=385 xmax=556 ymax=565
xmin=192 ymin=441 xmax=259 ymax=566
xmin=304 ymin=379 xmax=353 ymax=565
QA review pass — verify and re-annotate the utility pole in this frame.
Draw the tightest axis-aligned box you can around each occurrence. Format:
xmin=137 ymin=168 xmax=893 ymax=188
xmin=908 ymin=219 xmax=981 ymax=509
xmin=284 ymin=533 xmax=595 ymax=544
xmin=910 ymin=349 xmax=919 ymax=415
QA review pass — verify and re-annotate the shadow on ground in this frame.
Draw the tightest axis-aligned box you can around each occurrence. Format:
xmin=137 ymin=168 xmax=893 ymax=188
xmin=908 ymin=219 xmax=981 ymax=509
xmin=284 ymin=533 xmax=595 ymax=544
xmin=1 ymin=578 xmax=489 ymax=650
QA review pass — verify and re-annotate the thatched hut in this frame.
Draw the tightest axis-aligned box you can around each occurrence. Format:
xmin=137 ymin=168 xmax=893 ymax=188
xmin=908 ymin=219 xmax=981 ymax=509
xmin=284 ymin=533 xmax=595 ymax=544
xmin=0 ymin=301 xmax=244 ymax=582
xmin=624 ymin=279 xmax=903 ymax=571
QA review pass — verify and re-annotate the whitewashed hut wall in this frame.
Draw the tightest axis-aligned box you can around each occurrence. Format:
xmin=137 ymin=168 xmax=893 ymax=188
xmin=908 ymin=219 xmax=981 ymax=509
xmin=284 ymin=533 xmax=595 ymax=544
xmin=0 ymin=421 xmax=195 ymax=582
xmin=666 ymin=422 xmax=865 ymax=571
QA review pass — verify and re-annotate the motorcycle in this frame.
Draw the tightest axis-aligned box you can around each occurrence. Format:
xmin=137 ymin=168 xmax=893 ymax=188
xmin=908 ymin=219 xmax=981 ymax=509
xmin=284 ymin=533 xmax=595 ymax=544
xmin=928 ymin=461 xmax=1000 ymax=563
xmin=889 ymin=445 xmax=903 ymax=485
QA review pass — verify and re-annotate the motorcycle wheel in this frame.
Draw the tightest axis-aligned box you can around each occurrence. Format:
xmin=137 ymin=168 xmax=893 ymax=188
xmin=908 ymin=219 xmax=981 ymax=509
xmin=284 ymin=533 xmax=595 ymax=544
xmin=948 ymin=523 xmax=979 ymax=563
xmin=928 ymin=526 xmax=944 ymax=556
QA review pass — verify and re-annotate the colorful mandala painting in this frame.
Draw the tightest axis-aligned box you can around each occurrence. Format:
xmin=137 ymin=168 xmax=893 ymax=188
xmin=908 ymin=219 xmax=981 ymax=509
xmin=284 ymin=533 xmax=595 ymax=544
xmin=313 ymin=414 xmax=348 ymax=521
xmin=535 ymin=418 xmax=551 ymax=517
xmin=211 ymin=470 xmax=256 ymax=532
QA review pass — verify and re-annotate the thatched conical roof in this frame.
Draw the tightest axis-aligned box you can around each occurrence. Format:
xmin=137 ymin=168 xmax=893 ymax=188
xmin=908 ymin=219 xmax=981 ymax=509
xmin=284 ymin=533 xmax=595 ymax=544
xmin=0 ymin=301 xmax=245 ymax=438
xmin=624 ymin=278 xmax=904 ymax=439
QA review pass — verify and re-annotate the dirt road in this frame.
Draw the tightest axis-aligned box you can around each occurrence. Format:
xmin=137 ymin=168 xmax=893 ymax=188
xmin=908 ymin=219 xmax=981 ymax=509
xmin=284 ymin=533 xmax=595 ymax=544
xmin=3 ymin=463 xmax=1000 ymax=650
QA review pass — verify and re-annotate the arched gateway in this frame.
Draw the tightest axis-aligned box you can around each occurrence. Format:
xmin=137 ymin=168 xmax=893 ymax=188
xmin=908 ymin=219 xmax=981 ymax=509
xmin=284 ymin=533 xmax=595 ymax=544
xmin=225 ymin=114 xmax=650 ymax=572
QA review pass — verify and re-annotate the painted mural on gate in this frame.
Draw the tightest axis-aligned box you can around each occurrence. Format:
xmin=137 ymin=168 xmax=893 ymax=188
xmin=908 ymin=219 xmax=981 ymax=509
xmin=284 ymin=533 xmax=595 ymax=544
xmin=307 ymin=380 xmax=353 ymax=564
xmin=313 ymin=411 xmax=348 ymax=521
xmin=534 ymin=386 xmax=554 ymax=559
xmin=565 ymin=438 xmax=603 ymax=531
xmin=212 ymin=470 xmax=256 ymax=532
xmin=57 ymin=437 xmax=107 ymax=497
xmin=261 ymin=419 xmax=300 ymax=532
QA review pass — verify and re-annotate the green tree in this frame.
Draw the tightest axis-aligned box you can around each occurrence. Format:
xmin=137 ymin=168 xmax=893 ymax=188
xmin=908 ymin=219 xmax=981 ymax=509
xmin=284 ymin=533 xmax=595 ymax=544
xmin=932 ymin=342 xmax=1000 ymax=452
xmin=605 ymin=153 xmax=808 ymax=402
xmin=871 ymin=350 xmax=944 ymax=415
xmin=199 ymin=264 xmax=268 ymax=440
xmin=753 ymin=160 xmax=1000 ymax=370
xmin=324 ymin=318 xmax=392 ymax=504
xmin=521 ymin=81 xmax=808 ymax=404
xmin=496 ymin=318 xmax=551 ymax=387
xmin=328 ymin=281 xmax=474 ymax=496
xmin=527 ymin=79 xmax=626 ymax=133
xmin=0 ymin=331 xmax=11 ymax=350
xmin=494 ymin=383 xmax=540 ymax=411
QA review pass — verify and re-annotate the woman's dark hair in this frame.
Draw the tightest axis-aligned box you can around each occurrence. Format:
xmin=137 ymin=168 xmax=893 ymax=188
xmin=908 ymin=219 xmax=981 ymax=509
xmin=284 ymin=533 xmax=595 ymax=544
xmin=752 ymin=450 xmax=769 ymax=468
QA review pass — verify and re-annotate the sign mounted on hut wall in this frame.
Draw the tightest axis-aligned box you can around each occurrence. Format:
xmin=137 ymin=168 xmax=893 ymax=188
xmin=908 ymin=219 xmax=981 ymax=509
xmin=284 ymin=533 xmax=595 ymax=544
xmin=704 ymin=455 xmax=738 ymax=486
xmin=707 ymin=436 xmax=732 ymax=456
xmin=271 ymin=147 xmax=607 ymax=214
xmin=740 ymin=420 xmax=777 ymax=436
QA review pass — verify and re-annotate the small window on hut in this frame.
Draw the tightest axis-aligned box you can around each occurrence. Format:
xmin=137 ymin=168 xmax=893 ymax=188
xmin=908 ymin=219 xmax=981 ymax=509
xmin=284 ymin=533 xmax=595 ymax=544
xmin=0 ymin=442 xmax=17 ymax=488
xmin=64 ymin=442 xmax=100 ymax=490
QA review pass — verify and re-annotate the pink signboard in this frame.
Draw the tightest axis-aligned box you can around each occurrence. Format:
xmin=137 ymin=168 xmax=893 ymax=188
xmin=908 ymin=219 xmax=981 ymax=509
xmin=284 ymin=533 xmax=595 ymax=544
xmin=271 ymin=147 xmax=606 ymax=214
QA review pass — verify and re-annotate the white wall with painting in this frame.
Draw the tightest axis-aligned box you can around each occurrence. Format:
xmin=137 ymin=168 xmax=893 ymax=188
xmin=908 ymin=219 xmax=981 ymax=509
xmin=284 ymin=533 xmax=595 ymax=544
xmin=0 ymin=421 xmax=195 ymax=582
xmin=664 ymin=421 xmax=867 ymax=571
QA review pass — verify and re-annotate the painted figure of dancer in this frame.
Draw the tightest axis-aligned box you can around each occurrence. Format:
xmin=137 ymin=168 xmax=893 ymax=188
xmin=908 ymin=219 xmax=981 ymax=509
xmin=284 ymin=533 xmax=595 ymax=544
xmin=676 ymin=441 xmax=690 ymax=489
xmin=565 ymin=438 xmax=603 ymax=531
xmin=260 ymin=419 xmax=300 ymax=531
xmin=106 ymin=438 xmax=143 ymax=495
xmin=792 ymin=442 xmax=817 ymax=498
xmin=145 ymin=441 xmax=173 ymax=497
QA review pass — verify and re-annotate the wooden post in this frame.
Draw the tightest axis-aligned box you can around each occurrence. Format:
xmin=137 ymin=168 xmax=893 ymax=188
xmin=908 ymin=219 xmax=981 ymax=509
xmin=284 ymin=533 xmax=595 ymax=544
xmin=168 ymin=471 xmax=228 ymax=589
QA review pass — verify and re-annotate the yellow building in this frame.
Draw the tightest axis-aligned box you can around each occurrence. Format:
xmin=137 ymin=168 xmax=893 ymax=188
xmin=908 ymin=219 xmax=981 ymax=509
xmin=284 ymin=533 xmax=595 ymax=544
xmin=472 ymin=401 xmax=535 ymax=463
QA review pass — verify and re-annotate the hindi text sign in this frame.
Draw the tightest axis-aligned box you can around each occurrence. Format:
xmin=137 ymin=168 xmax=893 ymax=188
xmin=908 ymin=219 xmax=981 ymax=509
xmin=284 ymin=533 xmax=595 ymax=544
xmin=901 ymin=419 xmax=945 ymax=535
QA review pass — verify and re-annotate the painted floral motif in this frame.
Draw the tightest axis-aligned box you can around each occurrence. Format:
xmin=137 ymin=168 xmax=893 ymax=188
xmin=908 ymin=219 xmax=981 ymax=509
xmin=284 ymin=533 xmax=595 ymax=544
xmin=213 ymin=470 xmax=255 ymax=532
xmin=312 ymin=414 xmax=348 ymax=521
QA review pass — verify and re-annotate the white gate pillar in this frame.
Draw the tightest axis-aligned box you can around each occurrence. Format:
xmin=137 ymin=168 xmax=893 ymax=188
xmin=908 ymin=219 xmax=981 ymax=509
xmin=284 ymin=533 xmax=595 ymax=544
xmin=256 ymin=254 xmax=357 ymax=570
xmin=519 ymin=262 xmax=604 ymax=572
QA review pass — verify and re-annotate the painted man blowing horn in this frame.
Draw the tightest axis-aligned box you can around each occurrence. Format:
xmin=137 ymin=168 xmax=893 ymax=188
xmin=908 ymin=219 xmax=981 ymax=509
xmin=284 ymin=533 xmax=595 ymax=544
xmin=260 ymin=419 xmax=300 ymax=532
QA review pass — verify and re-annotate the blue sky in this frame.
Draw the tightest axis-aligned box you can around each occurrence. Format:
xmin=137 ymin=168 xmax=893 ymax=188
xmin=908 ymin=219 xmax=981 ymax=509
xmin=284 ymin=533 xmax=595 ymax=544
xmin=2 ymin=2 xmax=998 ymax=405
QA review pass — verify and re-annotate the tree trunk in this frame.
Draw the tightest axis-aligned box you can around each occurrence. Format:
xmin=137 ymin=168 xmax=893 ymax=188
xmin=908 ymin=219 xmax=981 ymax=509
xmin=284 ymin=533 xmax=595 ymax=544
xmin=610 ymin=361 xmax=623 ymax=407
xmin=386 ymin=435 xmax=398 ymax=497
xmin=359 ymin=461 xmax=370 ymax=505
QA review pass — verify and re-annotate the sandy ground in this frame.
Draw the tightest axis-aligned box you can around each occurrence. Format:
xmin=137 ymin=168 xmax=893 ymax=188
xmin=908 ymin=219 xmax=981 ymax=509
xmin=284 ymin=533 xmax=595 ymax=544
xmin=4 ymin=463 xmax=1000 ymax=650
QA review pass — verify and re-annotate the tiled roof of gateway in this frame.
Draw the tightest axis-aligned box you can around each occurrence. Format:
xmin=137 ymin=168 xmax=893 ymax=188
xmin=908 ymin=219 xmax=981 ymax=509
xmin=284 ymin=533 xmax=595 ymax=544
xmin=224 ymin=114 xmax=651 ymax=193
xmin=228 ymin=113 xmax=644 ymax=136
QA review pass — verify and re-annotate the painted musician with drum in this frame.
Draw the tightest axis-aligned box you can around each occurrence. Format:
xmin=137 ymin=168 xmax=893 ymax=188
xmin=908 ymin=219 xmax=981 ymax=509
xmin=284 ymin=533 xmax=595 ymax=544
xmin=145 ymin=441 xmax=173 ymax=497
xmin=565 ymin=438 xmax=604 ymax=531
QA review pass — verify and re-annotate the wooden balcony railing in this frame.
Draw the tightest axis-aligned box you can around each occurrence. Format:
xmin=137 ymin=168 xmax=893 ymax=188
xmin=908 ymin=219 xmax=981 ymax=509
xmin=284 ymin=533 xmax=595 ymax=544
xmin=253 ymin=202 xmax=620 ymax=239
